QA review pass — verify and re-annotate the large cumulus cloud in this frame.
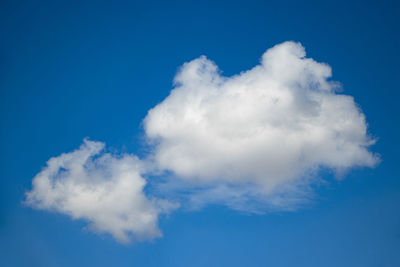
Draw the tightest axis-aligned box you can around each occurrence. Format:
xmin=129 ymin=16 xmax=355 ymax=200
xmin=144 ymin=41 xmax=378 ymax=197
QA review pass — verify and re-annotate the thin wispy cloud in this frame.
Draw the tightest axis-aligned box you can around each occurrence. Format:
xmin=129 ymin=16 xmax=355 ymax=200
xmin=25 ymin=41 xmax=379 ymax=243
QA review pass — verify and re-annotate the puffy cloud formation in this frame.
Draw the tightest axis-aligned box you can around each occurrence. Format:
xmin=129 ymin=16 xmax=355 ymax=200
xmin=145 ymin=41 xmax=378 ymax=197
xmin=26 ymin=41 xmax=379 ymax=242
xmin=25 ymin=139 xmax=177 ymax=243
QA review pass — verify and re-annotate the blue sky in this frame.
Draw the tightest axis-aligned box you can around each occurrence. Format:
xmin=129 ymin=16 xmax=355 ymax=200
xmin=1 ymin=0 xmax=399 ymax=266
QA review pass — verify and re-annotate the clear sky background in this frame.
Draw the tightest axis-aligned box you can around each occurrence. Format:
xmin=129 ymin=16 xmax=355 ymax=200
xmin=1 ymin=0 xmax=399 ymax=266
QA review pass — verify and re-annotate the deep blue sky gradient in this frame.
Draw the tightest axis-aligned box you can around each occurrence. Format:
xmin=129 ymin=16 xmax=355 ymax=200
xmin=1 ymin=0 xmax=399 ymax=266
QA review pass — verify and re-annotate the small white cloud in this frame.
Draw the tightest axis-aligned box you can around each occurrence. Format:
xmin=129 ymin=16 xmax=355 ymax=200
xmin=144 ymin=41 xmax=379 ymax=209
xmin=25 ymin=139 xmax=177 ymax=243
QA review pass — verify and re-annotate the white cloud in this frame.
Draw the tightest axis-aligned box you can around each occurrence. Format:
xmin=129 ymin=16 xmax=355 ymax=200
xmin=25 ymin=139 xmax=177 ymax=243
xmin=144 ymin=41 xmax=379 ymax=208
xmin=26 ymin=41 xmax=379 ymax=242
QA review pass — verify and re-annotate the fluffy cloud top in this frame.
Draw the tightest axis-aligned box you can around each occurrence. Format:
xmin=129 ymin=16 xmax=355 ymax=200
xmin=25 ymin=139 xmax=176 ymax=243
xmin=26 ymin=41 xmax=379 ymax=242
xmin=145 ymin=41 xmax=378 ymax=194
